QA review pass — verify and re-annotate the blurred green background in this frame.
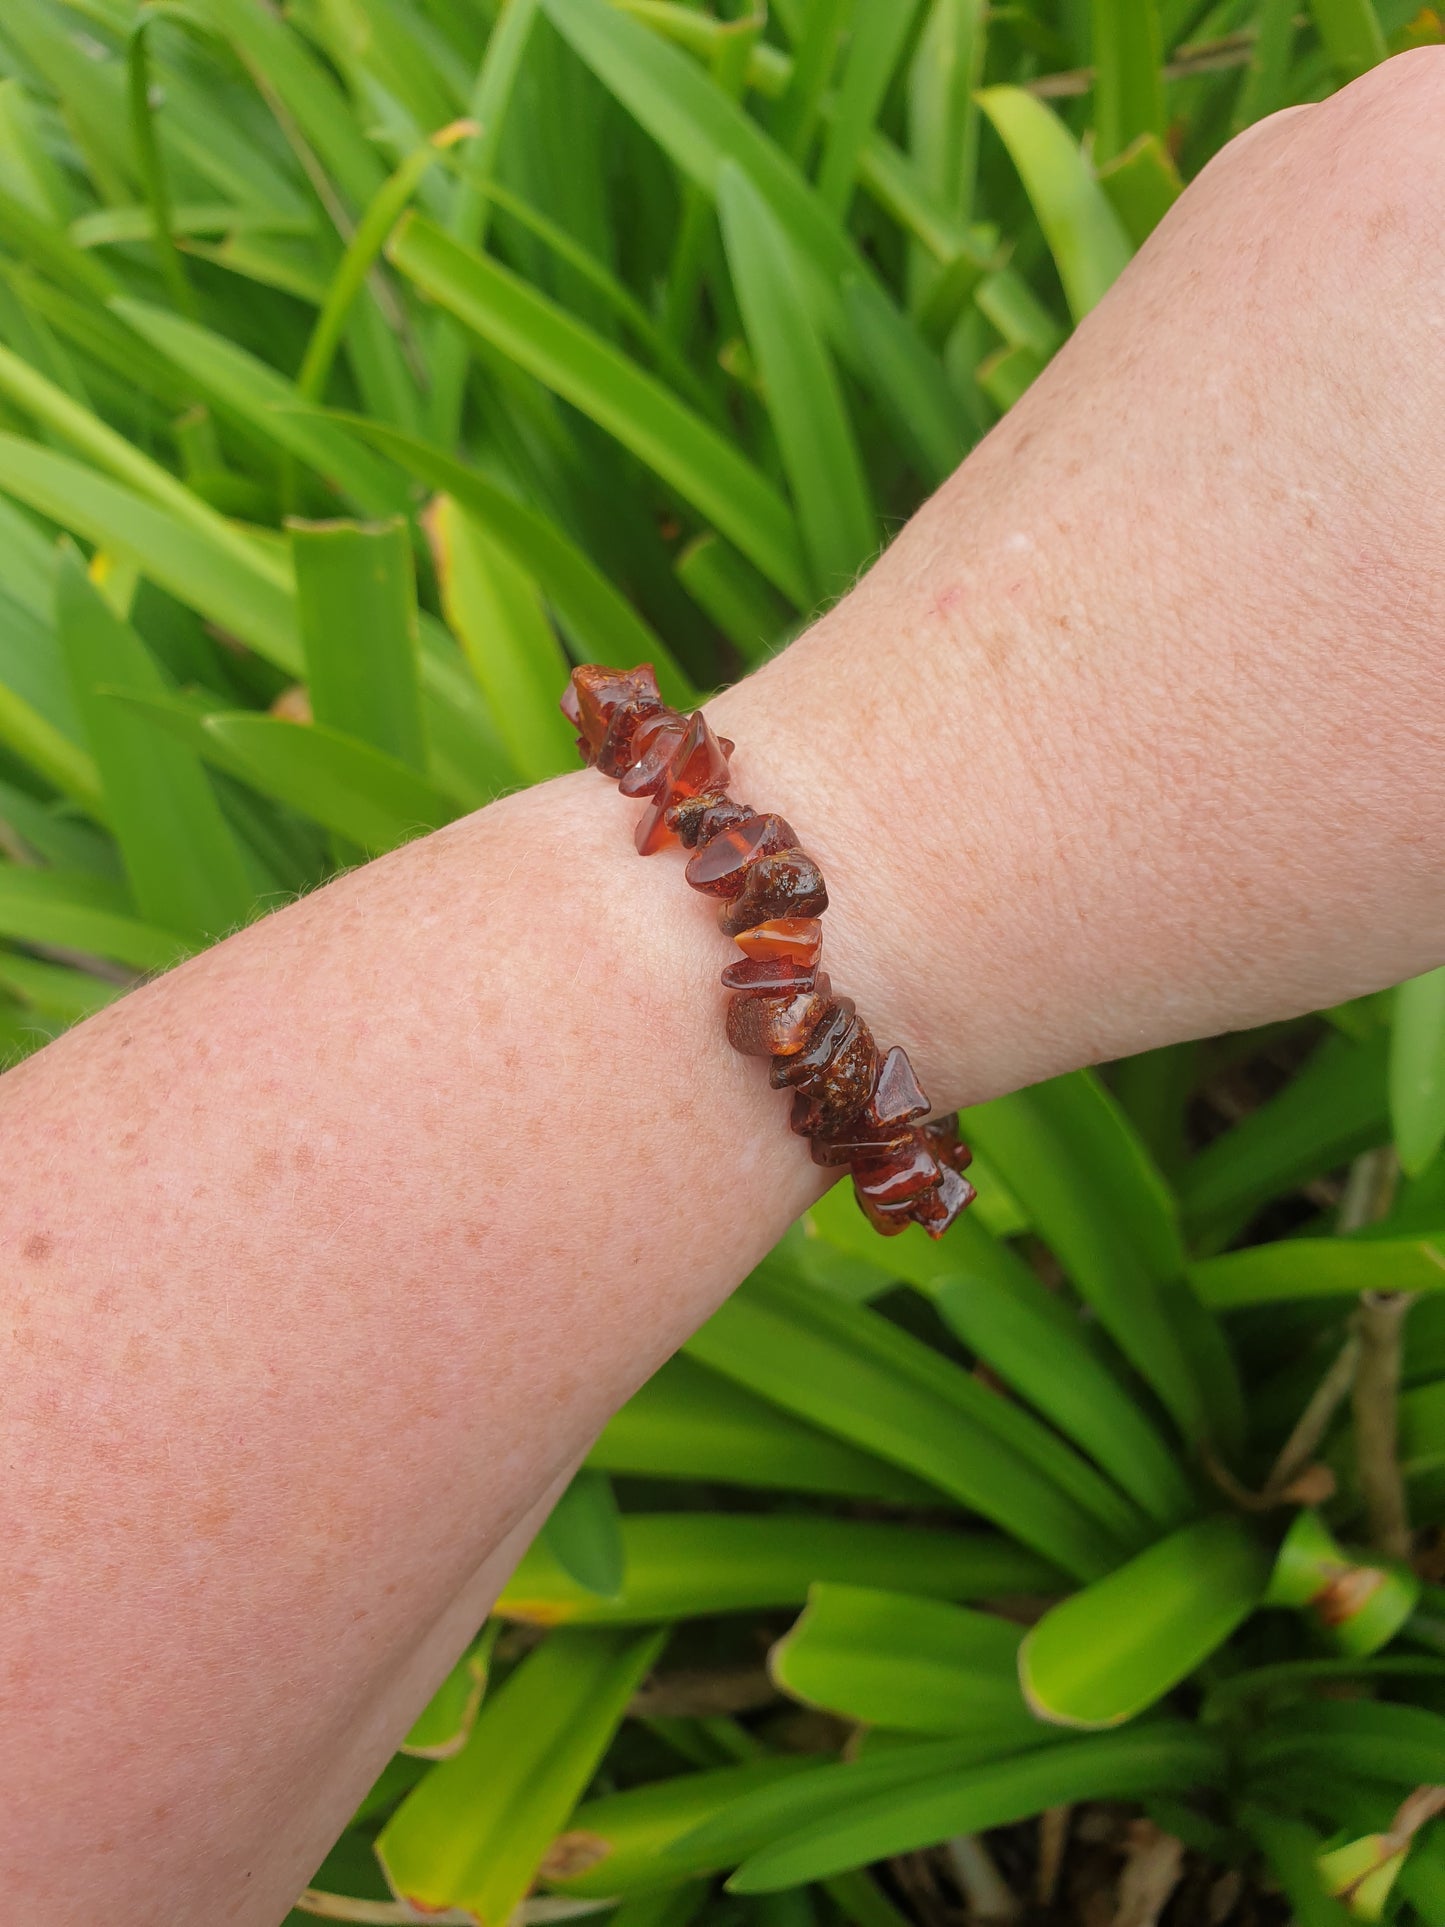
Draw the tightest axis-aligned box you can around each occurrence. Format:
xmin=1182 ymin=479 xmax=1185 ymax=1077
xmin=2 ymin=0 xmax=1445 ymax=1919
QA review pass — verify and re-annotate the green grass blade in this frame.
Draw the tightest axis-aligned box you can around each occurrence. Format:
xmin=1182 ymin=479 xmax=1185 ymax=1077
xmin=816 ymin=0 xmax=925 ymax=219
xmin=0 ymin=864 xmax=186 ymax=972
xmin=728 ymin=1726 xmax=1224 ymax=1890
xmin=540 ymin=0 xmax=966 ymax=479
xmin=976 ymin=88 xmax=1133 ymax=323
xmin=1097 ymin=132 xmax=1183 ymax=248
xmin=0 ymin=435 xmax=301 ymax=672
xmin=377 ymin=1626 xmax=666 ymax=1921
xmin=929 ymin=1217 xmax=1198 ymax=1528
xmin=717 ymin=162 xmax=877 ymax=602
xmin=1090 ymin=0 xmax=1165 ymax=167
xmin=1190 ymin=1235 xmax=1445 ymax=1309
xmin=427 ymin=0 xmax=542 ymax=447
xmin=0 ymin=340 xmax=288 ymax=581
xmin=0 ymin=949 xmax=125 ymax=1023
xmin=125 ymin=18 xmax=198 ymax=320
xmin=686 ymin=1258 xmax=1149 ymax=1578
xmin=908 ymin=0 xmax=986 ymax=230
xmin=541 ymin=1468 xmax=627 ymax=1599
xmin=1391 ymin=966 xmax=1445 ymax=1179
xmin=771 ymin=1583 xmax=1038 ymax=1739
xmin=1020 ymin=1517 xmax=1270 ymax=1728
xmin=588 ymin=1352 xmax=940 ymax=1504
xmin=56 ymin=546 xmax=255 ymax=940
xmin=203 ymin=713 xmax=456 ymax=851
xmin=291 ymin=518 xmax=427 ymax=772
xmin=497 ymin=1512 xmax=1060 ymax=1625
xmin=401 ymin=1626 xmax=497 ymax=1761
xmin=771 ymin=0 xmax=848 ymax=161
xmin=674 ymin=533 xmax=792 ymax=664
xmin=964 ymin=1070 xmax=1236 ymax=1449
xmin=390 ymin=213 xmax=810 ymax=606
xmin=109 ymin=298 xmax=410 ymax=519
xmin=297 ymin=123 xmax=468 ymax=409
xmin=425 ymin=492 xmax=576 ymax=782
xmin=1307 ymin=0 xmax=1387 ymax=79
xmin=336 ymin=414 xmax=695 ymax=706
xmin=0 ymin=673 xmax=106 ymax=822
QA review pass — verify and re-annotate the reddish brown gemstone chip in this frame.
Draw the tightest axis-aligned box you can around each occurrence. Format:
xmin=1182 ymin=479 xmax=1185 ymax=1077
xmin=562 ymin=662 xmax=976 ymax=1240
xmin=718 ymin=850 xmax=827 ymax=935
xmin=725 ymin=980 xmax=834 ymax=1057
xmin=721 ymin=955 xmax=819 ymax=994
xmin=685 ymin=813 xmax=798 ymax=896
xmin=731 ymin=919 xmax=823 ymax=967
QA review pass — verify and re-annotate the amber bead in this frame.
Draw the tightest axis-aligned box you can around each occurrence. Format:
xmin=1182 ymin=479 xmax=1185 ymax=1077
xmin=770 ymin=1000 xmax=858 ymax=1088
xmin=718 ymin=850 xmax=827 ymax=935
xmin=567 ymin=664 xmax=661 ymax=761
xmin=667 ymin=791 xmax=752 ymax=848
xmin=634 ymin=711 xmax=732 ymax=855
xmin=685 ymin=812 xmax=798 ymax=897
xmin=912 ymin=1163 xmax=977 ymax=1234
xmin=810 ymin=1125 xmax=914 ymax=1169
xmin=921 ymin=1113 xmax=974 ymax=1174
xmin=868 ymin=1045 xmax=931 ymax=1128
xmin=597 ymin=698 xmax=668 ymax=778
xmin=720 ymin=955 xmax=818 ymax=994
xmin=785 ymin=1017 xmax=879 ymax=1137
xmin=725 ymin=979 xmax=834 ymax=1057
xmin=617 ymin=712 xmax=685 ymax=795
xmin=854 ymin=1139 xmax=945 ymax=1207
xmin=731 ymin=918 xmax=823 ymax=967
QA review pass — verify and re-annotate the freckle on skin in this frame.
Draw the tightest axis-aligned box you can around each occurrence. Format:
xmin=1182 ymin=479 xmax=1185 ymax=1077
xmin=22 ymin=1232 xmax=52 ymax=1263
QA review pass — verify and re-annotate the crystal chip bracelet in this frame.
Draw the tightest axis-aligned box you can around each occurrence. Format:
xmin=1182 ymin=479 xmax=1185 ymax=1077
xmin=561 ymin=663 xmax=976 ymax=1239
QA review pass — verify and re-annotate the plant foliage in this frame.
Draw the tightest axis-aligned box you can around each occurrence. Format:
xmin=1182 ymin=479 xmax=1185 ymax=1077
xmin=0 ymin=0 xmax=1442 ymax=1919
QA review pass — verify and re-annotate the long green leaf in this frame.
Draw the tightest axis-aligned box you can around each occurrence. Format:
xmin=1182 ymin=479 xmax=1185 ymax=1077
xmin=497 ymin=1512 xmax=1060 ymax=1626
xmin=291 ymin=518 xmax=427 ymax=772
xmin=56 ymin=547 xmax=256 ymax=940
xmin=425 ymin=493 xmax=576 ymax=782
xmin=729 ymin=1725 xmax=1225 ymax=1890
xmin=588 ymin=1353 xmax=940 ymax=1504
xmin=964 ymin=1071 xmax=1233 ymax=1447
xmin=815 ymin=0 xmax=924 ymax=218
xmin=541 ymin=1468 xmax=627 ymax=1599
xmin=377 ymin=1625 xmax=665 ymax=1922
xmin=0 ymin=865 xmax=184 ymax=972
xmin=717 ymin=162 xmax=876 ymax=602
xmin=686 ymin=1258 xmax=1150 ymax=1578
xmin=1090 ymin=0 xmax=1165 ymax=167
xmin=1191 ymin=1235 xmax=1445 ymax=1308
xmin=1391 ymin=966 xmax=1445 ymax=1179
xmin=1020 ymin=1516 xmax=1271 ymax=1728
xmin=976 ymin=88 xmax=1132 ymax=323
xmin=390 ymin=213 xmax=810 ymax=606
xmin=771 ymin=1583 xmax=1039 ymax=1738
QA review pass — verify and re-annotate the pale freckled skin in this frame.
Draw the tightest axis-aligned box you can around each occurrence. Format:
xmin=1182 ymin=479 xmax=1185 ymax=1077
xmin=6 ymin=53 xmax=1445 ymax=1926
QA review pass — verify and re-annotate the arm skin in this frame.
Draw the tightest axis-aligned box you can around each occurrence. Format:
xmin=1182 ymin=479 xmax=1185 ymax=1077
xmin=7 ymin=53 xmax=1445 ymax=1923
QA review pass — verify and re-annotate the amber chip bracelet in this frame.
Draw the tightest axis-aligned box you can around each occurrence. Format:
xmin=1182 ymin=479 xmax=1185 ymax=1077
xmin=561 ymin=663 xmax=975 ymax=1239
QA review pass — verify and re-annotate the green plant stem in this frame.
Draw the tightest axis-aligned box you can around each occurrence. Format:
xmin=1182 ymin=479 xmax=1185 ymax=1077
xmin=1353 ymin=1289 xmax=1417 ymax=1561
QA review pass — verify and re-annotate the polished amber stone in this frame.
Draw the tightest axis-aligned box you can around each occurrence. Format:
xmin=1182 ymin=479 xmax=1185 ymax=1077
xmin=634 ymin=711 xmax=732 ymax=855
xmin=725 ymin=979 xmax=834 ymax=1057
xmin=810 ymin=1125 xmax=914 ymax=1169
xmin=868 ymin=1045 xmax=930 ymax=1127
xmin=617 ymin=712 xmax=685 ymax=795
xmin=667 ymin=791 xmax=752 ymax=848
xmin=597 ymin=698 xmax=668 ymax=778
xmin=731 ymin=918 xmax=823 ymax=967
xmin=718 ymin=850 xmax=827 ymax=935
xmin=685 ymin=813 xmax=798 ymax=896
xmin=912 ymin=1163 xmax=977 ymax=1235
xmin=567 ymin=664 xmax=662 ymax=761
xmin=720 ymin=955 xmax=818 ymax=994
xmin=854 ymin=1140 xmax=944 ymax=1207
xmin=921 ymin=1113 xmax=973 ymax=1174
xmin=769 ymin=1000 xmax=858 ymax=1088
xmin=785 ymin=1017 xmax=879 ymax=1137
